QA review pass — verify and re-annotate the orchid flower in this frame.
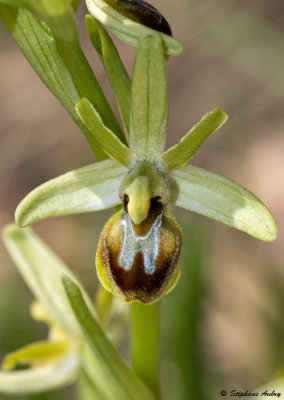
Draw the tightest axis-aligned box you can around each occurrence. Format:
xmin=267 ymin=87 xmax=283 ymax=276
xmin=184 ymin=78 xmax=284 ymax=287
xmin=0 ymin=224 xmax=84 ymax=395
xmin=0 ymin=225 xmax=155 ymax=399
xmin=13 ymin=30 xmax=277 ymax=304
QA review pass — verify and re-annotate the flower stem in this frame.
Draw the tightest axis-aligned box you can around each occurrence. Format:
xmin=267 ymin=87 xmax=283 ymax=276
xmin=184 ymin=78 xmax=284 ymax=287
xmin=131 ymin=302 xmax=160 ymax=399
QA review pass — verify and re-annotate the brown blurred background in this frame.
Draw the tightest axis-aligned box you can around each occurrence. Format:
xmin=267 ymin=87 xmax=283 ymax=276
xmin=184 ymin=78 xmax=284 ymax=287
xmin=0 ymin=0 xmax=283 ymax=399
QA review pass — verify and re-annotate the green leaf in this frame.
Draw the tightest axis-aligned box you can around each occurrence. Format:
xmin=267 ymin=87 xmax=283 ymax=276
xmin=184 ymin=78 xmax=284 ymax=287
xmin=160 ymin=107 xmax=228 ymax=171
xmin=76 ymin=99 xmax=135 ymax=166
xmin=15 ymin=159 xmax=127 ymax=227
xmin=2 ymin=340 xmax=69 ymax=370
xmin=33 ymin=0 xmax=78 ymax=42
xmin=0 ymin=0 xmax=78 ymax=41
xmin=130 ymin=34 xmax=168 ymax=160
xmin=0 ymin=6 xmax=107 ymax=160
xmin=77 ymin=369 xmax=107 ymax=400
xmin=169 ymin=165 xmax=278 ymax=242
xmin=85 ymin=0 xmax=183 ymax=55
xmin=0 ymin=353 xmax=79 ymax=395
xmin=29 ymin=0 xmax=126 ymax=144
xmin=86 ymin=16 xmax=131 ymax=136
xmin=0 ymin=6 xmax=78 ymax=114
xmin=70 ymin=0 xmax=81 ymax=12
xmin=2 ymin=224 xmax=93 ymax=335
xmin=63 ymin=277 xmax=156 ymax=400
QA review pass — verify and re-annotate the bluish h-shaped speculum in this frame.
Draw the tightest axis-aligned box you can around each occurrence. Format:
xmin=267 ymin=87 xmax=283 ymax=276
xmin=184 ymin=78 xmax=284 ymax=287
xmin=118 ymin=210 xmax=163 ymax=275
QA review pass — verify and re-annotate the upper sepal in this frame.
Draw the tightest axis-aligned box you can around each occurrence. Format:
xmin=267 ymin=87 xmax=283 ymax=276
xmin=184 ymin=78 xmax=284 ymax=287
xmin=129 ymin=34 xmax=168 ymax=160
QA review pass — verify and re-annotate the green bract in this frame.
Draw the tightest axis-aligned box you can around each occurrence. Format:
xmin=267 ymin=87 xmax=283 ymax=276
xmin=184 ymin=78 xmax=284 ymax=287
xmin=0 ymin=0 xmax=125 ymax=160
xmin=14 ymin=33 xmax=277 ymax=303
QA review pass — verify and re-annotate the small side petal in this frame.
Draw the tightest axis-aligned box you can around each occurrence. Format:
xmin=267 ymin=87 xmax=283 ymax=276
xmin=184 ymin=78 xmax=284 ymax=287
xmin=76 ymin=98 xmax=135 ymax=166
xmin=0 ymin=352 xmax=79 ymax=395
xmin=2 ymin=224 xmax=94 ymax=335
xmin=169 ymin=165 xmax=278 ymax=242
xmin=15 ymin=159 xmax=126 ymax=227
xmin=160 ymin=107 xmax=228 ymax=171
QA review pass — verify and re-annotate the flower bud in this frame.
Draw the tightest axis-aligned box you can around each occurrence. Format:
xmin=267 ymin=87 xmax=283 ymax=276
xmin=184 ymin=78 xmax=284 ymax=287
xmin=96 ymin=202 xmax=182 ymax=304
xmin=85 ymin=0 xmax=183 ymax=55
xmin=104 ymin=0 xmax=172 ymax=36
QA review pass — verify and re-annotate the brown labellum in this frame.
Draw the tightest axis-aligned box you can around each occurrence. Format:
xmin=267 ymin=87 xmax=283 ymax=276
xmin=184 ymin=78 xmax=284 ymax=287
xmin=104 ymin=0 xmax=172 ymax=36
xmin=96 ymin=201 xmax=182 ymax=304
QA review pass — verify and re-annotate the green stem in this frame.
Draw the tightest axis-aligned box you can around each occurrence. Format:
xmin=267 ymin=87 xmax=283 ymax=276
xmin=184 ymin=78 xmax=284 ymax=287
xmin=131 ymin=302 xmax=161 ymax=399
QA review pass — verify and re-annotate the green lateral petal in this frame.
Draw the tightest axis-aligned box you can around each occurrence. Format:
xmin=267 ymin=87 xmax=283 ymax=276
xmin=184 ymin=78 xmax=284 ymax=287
xmin=160 ymin=107 xmax=228 ymax=171
xmin=85 ymin=0 xmax=183 ymax=56
xmin=63 ymin=277 xmax=156 ymax=400
xmin=15 ymin=159 xmax=126 ymax=227
xmin=0 ymin=353 xmax=79 ymax=395
xmin=2 ymin=224 xmax=93 ymax=335
xmin=2 ymin=340 xmax=69 ymax=370
xmin=130 ymin=34 xmax=168 ymax=160
xmin=169 ymin=165 xmax=278 ymax=242
xmin=76 ymin=99 xmax=134 ymax=166
xmin=0 ymin=6 xmax=107 ymax=160
xmin=86 ymin=16 xmax=131 ymax=136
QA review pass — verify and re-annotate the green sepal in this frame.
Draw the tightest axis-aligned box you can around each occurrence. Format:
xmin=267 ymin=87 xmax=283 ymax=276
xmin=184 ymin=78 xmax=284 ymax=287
xmin=2 ymin=340 xmax=69 ymax=371
xmin=160 ymin=107 xmax=228 ymax=171
xmin=2 ymin=224 xmax=93 ymax=335
xmin=85 ymin=0 xmax=183 ymax=55
xmin=86 ymin=15 xmax=131 ymax=136
xmin=130 ymin=34 xmax=168 ymax=160
xmin=169 ymin=165 xmax=278 ymax=242
xmin=15 ymin=159 xmax=127 ymax=227
xmin=76 ymin=98 xmax=135 ymax=166
xmin=62 ymin=277 xmax=156 ymax=400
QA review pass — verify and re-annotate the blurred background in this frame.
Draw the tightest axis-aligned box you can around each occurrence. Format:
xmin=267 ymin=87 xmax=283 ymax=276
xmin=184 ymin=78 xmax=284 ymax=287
xmin=0 ymin=0 xmax=283 ymax=399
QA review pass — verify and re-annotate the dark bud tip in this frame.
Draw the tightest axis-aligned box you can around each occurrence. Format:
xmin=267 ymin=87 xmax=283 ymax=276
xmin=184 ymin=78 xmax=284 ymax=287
xmin=105 ymin=0 xmax=172 ymax=36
